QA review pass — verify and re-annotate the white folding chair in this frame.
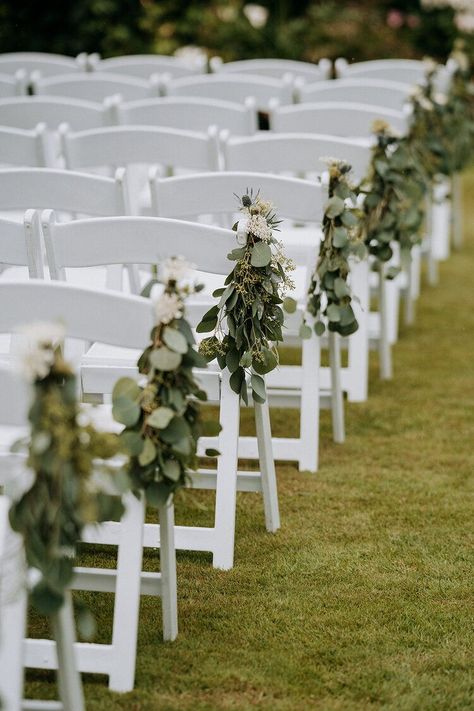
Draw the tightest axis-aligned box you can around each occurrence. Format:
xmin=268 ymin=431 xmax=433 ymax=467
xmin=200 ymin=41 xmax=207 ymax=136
xmin=222 ymin=131 xmax=371 ymax=403
xmin=210 ymin=57 xmax=332 ymax=83
xmin=0 ymin=96 xmax=114 ymax=131
xmin=272 ymin=101 xmax=409 ymax=138
xmin=0 ymin=167 xmax=131 ymax=291
xmin=0 ymin=366 xmax=85 ymax=711
xmin=0 ymin=70 xmax=27 ymax=98
xmin=0 ymin=52 xmax=88 ymax=78
xmin=40 ymin=216 xmax=280 ymax=569
xmin=0 ymin=281 xmax=178 ymax=692
xmin=150 ymin=170 xmax=323 ymax=471
xmin=111 ymin=95 xmax=258 ymax=135
xmin=297 ymin=78 xmax=412 ymax=111
xmin=335 ymin=58 xmax=426 ymax=84
xmin=0 ymin=124 xmax=51 ymax=168
xmin=59 ymin=124 xmax=220 ymax=214
xmin=90 ymin=53 xmax=207 ymax=78
xmin=163 ymin=73 xmax=294 ymax=113
xmin=32 ymin=72 xmax=160 ymax=102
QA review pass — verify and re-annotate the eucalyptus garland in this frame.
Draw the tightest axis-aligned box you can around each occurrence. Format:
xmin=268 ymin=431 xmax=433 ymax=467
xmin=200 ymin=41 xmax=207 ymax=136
xmin=197 ymin=191 xmax=295 ymax=404
xmin=441 ymin=42 xmax=474 ymax=175
xmin=9 ymin=323 xmax=125 ymax=619
xmin=360 ymin=121 xmax=427 ymax=267
xmin=301 ymin=160 xmax=366 ymax=338
xmin=113 ymin=257 xmax=219 ymax=506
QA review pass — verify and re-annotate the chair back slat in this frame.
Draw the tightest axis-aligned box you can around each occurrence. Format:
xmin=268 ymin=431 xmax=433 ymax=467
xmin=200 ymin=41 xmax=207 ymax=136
xmin=33 ymin=72 xmax=159 ymax=102
xmin=0 ymin=96 xmax=112 ymax=131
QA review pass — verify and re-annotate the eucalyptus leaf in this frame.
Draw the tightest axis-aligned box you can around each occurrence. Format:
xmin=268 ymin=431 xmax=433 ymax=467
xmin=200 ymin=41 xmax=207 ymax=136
xmin=163 ymin=327 xmax=188 ymax=354
xmin=149 ymin=346 xmax=182 ymax=371
xmin=138 ymin=437 xmax=156 ymax=466
xmin=147 ymin=407 xmax=175 ymax=430
xmin=251 ymin=241 xmax=272 ymax=267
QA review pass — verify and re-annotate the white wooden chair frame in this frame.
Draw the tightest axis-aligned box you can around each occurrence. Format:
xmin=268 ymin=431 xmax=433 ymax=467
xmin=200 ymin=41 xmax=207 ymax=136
xmin=89 ymin=53 xmax=207 ymax=79
xmin=111 ymin=95 xmax=258 ymax=135
xmin=221 ymin=131 xmax=372 ymax=402
xmin=0 ymin=211 xmax=43 ymax=278
xmin=334 ymin=58 xmax=426 ymax=84
xmin=0 ymin=52 xmax=88 ymax=78
xmin=39 ymin=219 xmax=280 ymax=567
xmin=296 ymin=78 xmax=412 ymax=111
xmin=32 ymin=72 xmax=160 ymax=103
xmin=0 ymin=123 xmax=51 ymax=168
xmin=0 ymin=96 xmax=114 ymax=131
xmin=0 ymin=70 xmax=28 ymax=98
xmin=0 ymin=282 xmax=179 ymax=692
xmin=162 ymin=73 xmax=294 ymax=113
xmin=210 ymin=57 xmax=332 ymax=83
xmin=149 ymin=170 xmax=324 ymax=472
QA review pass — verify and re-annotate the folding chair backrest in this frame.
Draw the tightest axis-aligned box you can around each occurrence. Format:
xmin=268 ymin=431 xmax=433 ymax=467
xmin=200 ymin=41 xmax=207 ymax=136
xmin=335 ymin=58 xmax=425 ymax=85
xmin=222 ymin=132 xmax=371 ymax=183
xmin=163 ymin=74 xmax=294 ymax=111
xmin=272 ymin=102 xmax=408 ymax=138
xmin=0 ymin=52 xmax=87 ymax=78
xmin=113 ymin=96 xmax=258 ymax=135
xmin=32 ymin=72 xmax=159 ymax=103
xmin=0 ymin=96 xmax=113 ymax=131
xmin=42 ymin=213 xmax=235 ymax=283
xmin=0 ymin=280 xmax=154 ymax=350
xmin=60 ymin=124 xmax=220 ymax=172
xmin=0 ymin=124 xmax=50 ymax=167
xmin=0 ymin=167 xmax=129 ymax=216
xmin=150 ymin=171 xmax=324 ymax=224
xmin=0 ymin=211 xmax=43 ymax=278
xmin=210 ymin=57 xmax=332 ymax=83
xmin=0 ymin=366 xmax=30 ymax=426
xmin=298 ymin=78 xmax=412 ymax=112
xmin=91 ymin=53 xmax=206 ymax=79
xmin=0 ymin=71 xmax=27 ymax=98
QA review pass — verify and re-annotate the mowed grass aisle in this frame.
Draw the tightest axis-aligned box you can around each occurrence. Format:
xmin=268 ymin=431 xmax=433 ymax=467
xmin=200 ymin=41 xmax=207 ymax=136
xmin=27 ymin=174 xmax=474 ymax=710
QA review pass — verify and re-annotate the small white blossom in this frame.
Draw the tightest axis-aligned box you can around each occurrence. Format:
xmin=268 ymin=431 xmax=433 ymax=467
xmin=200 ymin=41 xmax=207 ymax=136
xmin=236 ymin=218 xmax=249 ymax=245
xmin=153 ymin=292 xmax=183 ymax=325
xmin=161 ymin=255 xmax=195 ymax=284
xmin=15 ymin=321 xmax=64 ymax=383
xmin=248 ymin=214 xmax=273 ymax=242
xmin=243 ymin=3 xmax=269 ymax=28
xmin=418 ymin=95 xmax=434 ymax=111
xmin=434 ymin=92 xmax=448 ymax=105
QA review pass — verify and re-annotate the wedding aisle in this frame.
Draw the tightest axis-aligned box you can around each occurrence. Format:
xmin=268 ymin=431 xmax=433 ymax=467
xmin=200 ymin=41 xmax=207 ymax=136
xmin=24 ymin=174 xmax=474 ymax=710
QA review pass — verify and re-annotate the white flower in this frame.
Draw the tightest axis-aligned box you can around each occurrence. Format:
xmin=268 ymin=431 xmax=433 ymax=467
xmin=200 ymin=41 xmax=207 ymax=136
xmin=434 ymin=92 xmax=448 ymax=105
xmin=243 ymin=3 xmax=269 ymax=28
xmin=456 ymin=11 xmax=474 ymax=33
xmin=153 ymin=292 xmax=183 ymax=325
xmin=15 ymin=321 xmax=64 ymax=383
xmin=161 ymin=255 xmax=195 ymax=284
xmin=174 ymin=45 xmax=207 ymax=65
xmin=248 ymin=214 xmax=273 ymax=242
xmin=418 ymin=95 xmax=434 ymax=111
xmin=423 ymin=57 xmax=438 ymax=74
xmin=236 ymin=218 xmax=249 ymax=245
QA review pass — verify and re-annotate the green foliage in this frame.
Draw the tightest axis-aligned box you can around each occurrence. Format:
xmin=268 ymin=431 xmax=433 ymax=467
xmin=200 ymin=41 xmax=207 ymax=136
xmin=9 ymin=344 xmax=126 ymax=620
xmin=303 ymin=161 xmax=366 ymax=338
xmin=114 ymin=271 xmax=219 ymax=506
xmin=198 ymin=191 xmax=295 ymax=403
xmin=360 ymin=123 xmax=427 ymax=266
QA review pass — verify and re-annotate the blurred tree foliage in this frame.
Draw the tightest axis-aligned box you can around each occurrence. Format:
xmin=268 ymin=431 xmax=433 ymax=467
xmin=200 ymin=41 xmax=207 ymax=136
xmin=0 ymin=0 xmax=470 ymax=63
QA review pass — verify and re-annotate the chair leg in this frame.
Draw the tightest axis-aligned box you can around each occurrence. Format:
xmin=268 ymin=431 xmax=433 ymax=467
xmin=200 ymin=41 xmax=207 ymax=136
xmin=158 ymin=498 xmax=178 ymax=642
xmin=0 ymin=589 xmax=27 ymax=710
xmin=298 ymin=326 xmax=320 ymax=473
xmin=378 ymin=264 xmax=393 ymax=381
xmin=346 ymin=258 xmax=369 ymax=403
xmin=254 ymin=392 xmax=280 ymax=532
xmin=108 ymin=491 xmax=145 ymax=692
xmin=329 ymin=331 xmax=345 ymax=443
xmin=401 ymin=251 xmax=416 ymax=326
xmin=212 ymin=371 xmax=240 ymax=570
xmin=452 ymin=172 xmax=463 ymax=250
xmin=52 ymin=591 xmax=85 ymax=711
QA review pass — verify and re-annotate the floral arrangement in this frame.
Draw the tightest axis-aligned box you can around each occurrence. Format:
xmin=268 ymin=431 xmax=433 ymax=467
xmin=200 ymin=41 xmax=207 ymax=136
xmin=360 ymin=120 xmax=427 ymax=269
xmin=197 ymin=192 xmax=295 ymax=404
xmin=113 ymin=257 xmax=219 ymax=506
xmin=301 ymin=160 xmax=366 ymax=338
xmin=9 ymin=323 xmax=126 ymax=624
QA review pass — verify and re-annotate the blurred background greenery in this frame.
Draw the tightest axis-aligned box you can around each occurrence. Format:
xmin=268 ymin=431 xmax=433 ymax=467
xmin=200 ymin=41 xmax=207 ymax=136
xmin=0 ymin=0 xmax=471 ymax=64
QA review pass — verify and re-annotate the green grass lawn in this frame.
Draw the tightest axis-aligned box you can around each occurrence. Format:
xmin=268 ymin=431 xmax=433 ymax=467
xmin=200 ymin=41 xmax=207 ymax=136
xmin=26 ymin=173 xmax=474 ymax=710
